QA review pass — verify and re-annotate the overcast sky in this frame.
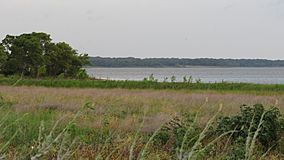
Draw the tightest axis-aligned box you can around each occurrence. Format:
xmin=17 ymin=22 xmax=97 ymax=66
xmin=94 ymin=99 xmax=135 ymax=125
xmin=1 ymin=0 xmax=284 ymax=59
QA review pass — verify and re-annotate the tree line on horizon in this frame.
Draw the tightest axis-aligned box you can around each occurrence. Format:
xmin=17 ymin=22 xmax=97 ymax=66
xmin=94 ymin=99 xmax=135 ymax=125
xmin=0 ymin=32 xmax=89 ymax=78
xmin=90 ymin=57 xmax=284 ymax=68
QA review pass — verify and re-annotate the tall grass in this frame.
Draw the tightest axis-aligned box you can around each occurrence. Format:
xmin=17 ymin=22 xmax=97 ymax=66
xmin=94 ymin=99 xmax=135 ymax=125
xmin=1 ymin=76 xmax=284 ymax=92
xmin=0 ymin=95 xmax=283 ymax=159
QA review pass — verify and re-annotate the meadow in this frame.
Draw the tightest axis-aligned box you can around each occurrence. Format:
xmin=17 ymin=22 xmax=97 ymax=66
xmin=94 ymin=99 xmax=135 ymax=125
xmin=0 ymin=84 xmax=284 ymax=159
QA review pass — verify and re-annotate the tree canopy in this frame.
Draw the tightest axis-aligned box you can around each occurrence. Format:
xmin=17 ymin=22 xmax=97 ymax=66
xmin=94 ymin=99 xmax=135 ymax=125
xmin=0 ymin=44 xmax=7 ymax=69
xmin=0 ymin=32 xmax=89 ymax=78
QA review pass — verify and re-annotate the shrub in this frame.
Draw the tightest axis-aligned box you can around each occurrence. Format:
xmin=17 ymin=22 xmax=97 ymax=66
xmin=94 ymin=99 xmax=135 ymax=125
xmin=76 ymin=69 xmax=89 ymax=80
xmin=154 ymin=113 xmax=200 ymax=152
xmin=37 ymin=65 xmax=47 ymax=78
xmin=226 ymin=137 xmax=246 ymax=160
xmin=217 ymin=104 xmax=284 ymax=149
xmin=57 ymin=73 xmax=65 ymax=79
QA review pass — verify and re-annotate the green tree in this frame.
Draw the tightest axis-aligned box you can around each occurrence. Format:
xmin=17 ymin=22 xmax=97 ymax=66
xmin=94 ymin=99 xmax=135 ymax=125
xmin=0 ymin=44 xmax=7 ymax=70
xmin=0 ymin=32 xmax=89 ymax=78
xmin=1 ymin=33 xmax=51 ymax=76
xmin=44 ymin=42 xmax=89 ymax=77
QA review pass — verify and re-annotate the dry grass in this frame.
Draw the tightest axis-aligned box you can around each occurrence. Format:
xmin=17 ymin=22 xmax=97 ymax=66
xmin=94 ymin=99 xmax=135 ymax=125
xmin=1 ymin=86 xmax=284 ymax=159
xmin=0 ymin=86 xmax=283 ymax=132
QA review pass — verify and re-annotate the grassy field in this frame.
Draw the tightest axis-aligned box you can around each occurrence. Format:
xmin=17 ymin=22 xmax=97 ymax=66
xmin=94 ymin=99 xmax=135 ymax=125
xmin=2 ymin=76 xmax=284 ymax=92
xmin=0 ymin=85 xmax=284 ymax=159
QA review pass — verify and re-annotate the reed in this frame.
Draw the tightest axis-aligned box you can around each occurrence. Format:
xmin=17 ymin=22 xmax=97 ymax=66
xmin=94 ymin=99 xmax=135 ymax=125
xmin=1 ymin=77 xmax=284 ymax=92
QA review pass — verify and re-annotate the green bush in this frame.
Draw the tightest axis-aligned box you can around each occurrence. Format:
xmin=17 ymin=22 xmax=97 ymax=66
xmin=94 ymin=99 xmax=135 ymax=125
xmin=226 ymin=137 xmax=246 ymax=160
xmin=57 ymin=73 xmax=65 ymax=79
xmin=37 ymin=65 xmax=47 ymax=78
xmin=154 ymin=113 xmax=200 ymax=152
xmin=217 ymin=104 xmax=284 ymax=149
xmin=76 ymin=69 xmax=89 ymax=80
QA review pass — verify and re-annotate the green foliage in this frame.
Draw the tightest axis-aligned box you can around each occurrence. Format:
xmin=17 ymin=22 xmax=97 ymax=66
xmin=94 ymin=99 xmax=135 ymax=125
xmin=76 ymin=69 xmax=89 ymax=80
xmin=57 ymin=73 xmax=65 ymax=79
xmin=226 ymin=137 xmax=246 ymax=160
xmin=153 ymin=104 xmax=284 ymax=159
xmin=3 ymin=77 xmax=284 ymax=92
xmin=37 ymin=65 xmax=47 ymax=78
xmin=154 ymin=113 xmax=200 ymax=152
xmin=0 ymin=44 xmax=7 ymax=69
xmin=0 ymin=101 xmax=97 ymax=159
xmin=0 ymin=94 xmax=284 ymax=159
xmin=44 ymin=42 xmax=89 ymax=77
xmin=217 ymin=104 xmax=284 ymax=149
xmin=0 ymin=32 xmax=89 ymax=78
xmin=1 ymin=33 xmax=50 ymax=76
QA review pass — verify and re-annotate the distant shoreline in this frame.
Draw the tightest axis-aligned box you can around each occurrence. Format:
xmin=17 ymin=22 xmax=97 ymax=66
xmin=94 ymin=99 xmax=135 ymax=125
xmin=89 ymin=57 xmax=284 ymax=68
xmin=85 ymin=66 xmax=284 ymax=68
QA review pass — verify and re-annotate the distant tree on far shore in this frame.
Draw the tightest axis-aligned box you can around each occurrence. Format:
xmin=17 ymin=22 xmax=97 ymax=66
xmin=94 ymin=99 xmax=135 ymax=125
xmin=0 ymin=32 xmax=89 ymax=78
xmin=89 ymin=57 xmax=284 ymax=68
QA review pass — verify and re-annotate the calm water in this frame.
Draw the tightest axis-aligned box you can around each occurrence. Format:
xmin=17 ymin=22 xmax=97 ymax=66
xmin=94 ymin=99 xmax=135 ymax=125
xmin=86 ymin=67 xmax=284 ymax=84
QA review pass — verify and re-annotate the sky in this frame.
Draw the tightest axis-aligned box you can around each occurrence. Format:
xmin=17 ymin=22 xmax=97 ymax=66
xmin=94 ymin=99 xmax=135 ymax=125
xmin=1 ymin=0 xmax=284 ymax=59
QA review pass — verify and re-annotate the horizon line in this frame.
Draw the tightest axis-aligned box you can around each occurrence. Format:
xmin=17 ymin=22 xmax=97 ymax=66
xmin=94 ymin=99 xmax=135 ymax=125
xmin=90 ymin=56 xmax=284 ymax=61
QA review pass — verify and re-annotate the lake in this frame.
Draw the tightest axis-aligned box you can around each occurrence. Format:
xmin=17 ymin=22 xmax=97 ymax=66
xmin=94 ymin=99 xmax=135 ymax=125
xmin=85 ymin=67 xmax=284 ymax=84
